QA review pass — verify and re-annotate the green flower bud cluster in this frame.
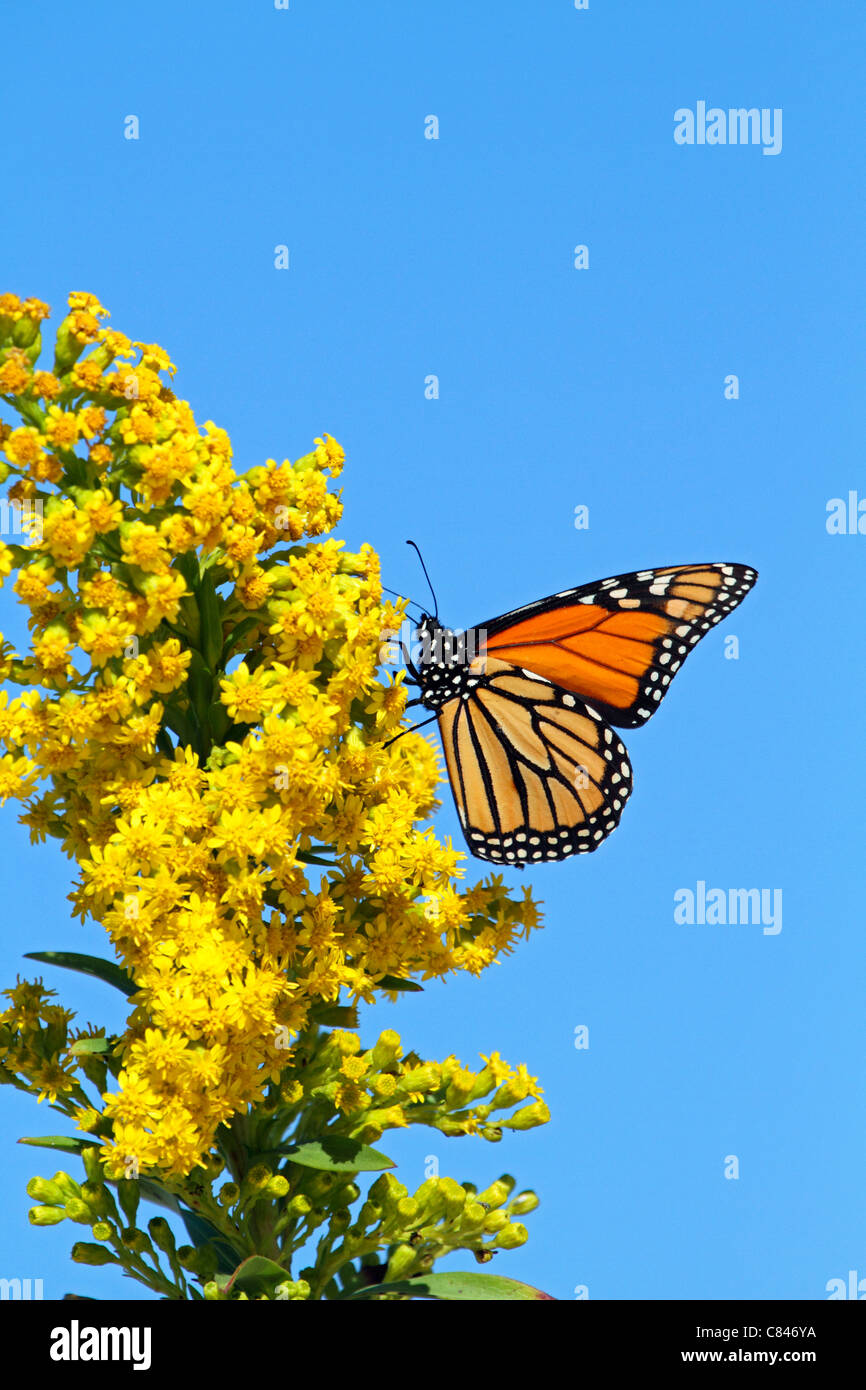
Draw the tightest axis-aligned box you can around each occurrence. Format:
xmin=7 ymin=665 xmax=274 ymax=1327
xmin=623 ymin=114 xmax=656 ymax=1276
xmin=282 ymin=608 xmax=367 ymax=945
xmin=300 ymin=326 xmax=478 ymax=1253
xmin=286 ymin=1026 xmax=550 ymax=1153
xmin=27 ymin=1153 xmax=202 ymax=1298
xmin=17 ymin=1021 xmax=550 ymax=1300
xmin=311 ymin=1171 xmax=540 ymax=1298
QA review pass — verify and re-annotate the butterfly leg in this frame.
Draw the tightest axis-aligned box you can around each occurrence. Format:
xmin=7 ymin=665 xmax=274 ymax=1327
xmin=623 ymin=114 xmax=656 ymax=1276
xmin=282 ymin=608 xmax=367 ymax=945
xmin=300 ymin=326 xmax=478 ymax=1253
xmin=383 ymin=714 xmax=438 ymax=749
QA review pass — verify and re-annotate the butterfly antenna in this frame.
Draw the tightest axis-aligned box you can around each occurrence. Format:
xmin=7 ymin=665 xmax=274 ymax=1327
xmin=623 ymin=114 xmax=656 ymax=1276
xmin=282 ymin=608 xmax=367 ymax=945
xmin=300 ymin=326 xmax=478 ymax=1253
xmin=406 ymin=540 xmax=439 ymax=619
xmin=381 ymin=584 xmax=426 ymax=617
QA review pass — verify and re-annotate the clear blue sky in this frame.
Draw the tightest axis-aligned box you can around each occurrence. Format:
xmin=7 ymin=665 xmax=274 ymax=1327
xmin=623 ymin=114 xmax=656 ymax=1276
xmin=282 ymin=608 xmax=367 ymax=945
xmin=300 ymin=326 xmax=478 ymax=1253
xmin=1 ymin=0 xmax=864 ymax=1301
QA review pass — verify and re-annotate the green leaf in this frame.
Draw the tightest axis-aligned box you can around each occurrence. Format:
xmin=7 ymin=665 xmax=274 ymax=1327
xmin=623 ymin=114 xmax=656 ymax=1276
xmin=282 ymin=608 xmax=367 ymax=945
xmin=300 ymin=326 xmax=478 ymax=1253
xmin=187 ymin=649 xmax=214 ymax=727
xmin=135 ymin=1180 xmax=181 ymax=1215
xmin=69 ymin=1037 xmax=110 ymax=1056
xmin=24 ymin=951 xmax=137 ymax=998
xmin=279 ymin=1138 xmax=396 ymax=1173
xmin=196 ymin=572 xmax=223 ymax=672
xmin=220 ymin=615 xmax=261 ymax=666
xmin=172 ymin=551 xmax=200 ymax=590
xmin=224 ymin=1255 xmax=290 ymax=1299
xmin=18 ymin=1135 xmax=102 ymax=1153
xmin=156 ymin=728 xmax=174 ymax=759
xmin=162 ymin=703 xmax=196 ymax=747
xmin=343 ymin=1272 xmax=556 ymax=1301
xmin=295 ymin=845 xmax=338 ymax=868
xmin=208 ymin=701 xmax=231 ymax=742
xmin=179 ymin=1210 xmax=239 ymax=1277
xmin=264 ymin=547 xmax=305 ymax=567
xmin=308 ymin=1002 xmax=359 ymax=1028
xmin=376 ymin=975 xmax=424 ymax=993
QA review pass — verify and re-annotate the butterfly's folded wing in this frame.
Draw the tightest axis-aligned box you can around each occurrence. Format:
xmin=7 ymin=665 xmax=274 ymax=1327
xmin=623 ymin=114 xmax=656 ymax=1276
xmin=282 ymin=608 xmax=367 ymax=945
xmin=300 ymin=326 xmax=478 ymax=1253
xmin=437 ymin=658 xmax=633 ymax=864
xmin=476 ymin=563 xmax=757 ymax=729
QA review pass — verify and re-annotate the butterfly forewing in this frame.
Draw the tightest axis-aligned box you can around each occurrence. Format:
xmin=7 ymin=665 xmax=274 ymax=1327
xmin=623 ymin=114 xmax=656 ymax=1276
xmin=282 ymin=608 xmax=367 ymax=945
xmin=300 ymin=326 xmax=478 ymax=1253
xmin=476 ymin=562 xmax=757 ymax=729
xmin=437 ymin=658 xmax=633 ymax=863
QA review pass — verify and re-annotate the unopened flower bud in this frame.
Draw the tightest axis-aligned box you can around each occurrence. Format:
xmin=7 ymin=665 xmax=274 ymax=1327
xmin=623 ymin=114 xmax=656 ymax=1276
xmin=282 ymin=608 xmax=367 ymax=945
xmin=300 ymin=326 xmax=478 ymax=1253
xmin=71 ymin=1242 xmax=118 ymax=1266
xmin=459 ymin=1201 xmax=488 ymax=1233
xmin=117 ymin=1178 xmax=140 ymax=1228
xmin=51 ymin=1171 xmax=83 ymax=1201
xmin=368 ymin=1173 xmax=407 ymax=1213
xmin=437 ymin=1178 xmax=466 ymax=1221
xmin=501 ymin=1101 xmax=550 ymax=1131
xmin=265 ymin=1175 xmax=290 ymax=1199
xmin=497 ymin=1222 xmax=529 ymax=1249
xmin=148 ymin=1217 xmax=176 ymax=1255
xmin=483 ymin=1210 xmax=509 ymax=1234
xmin=400 ymin=1063 xmax=440 ymax=1094
xmin=477 ymin=1177 xmax=515 ymax=1209
xmin=81 ymin=1148 xmax=104 ymax=1184
xmin=29 ymin=1205 xmax=66 ymax=1226
xmin=120 ymin=1227 xmax=152 ymax=1255
xmin=384 ymin=1243 xmax=416 ymax=1282
xmin=508 ymin=1191 xmax=540 ymax=1216
xmin=369 ymin=1029 xmax=401 ymax=1070
xmin=26 ymin=1176 xmax=65 ymax=1205
xmin=64 ymin=1198 xmax=92 ymax=1225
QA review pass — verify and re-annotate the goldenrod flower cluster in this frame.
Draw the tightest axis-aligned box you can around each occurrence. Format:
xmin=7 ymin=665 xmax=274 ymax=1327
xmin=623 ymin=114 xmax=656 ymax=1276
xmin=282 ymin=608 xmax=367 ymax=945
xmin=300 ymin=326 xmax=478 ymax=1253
xmin=0 ymin=293 xmax=548 ymax=1298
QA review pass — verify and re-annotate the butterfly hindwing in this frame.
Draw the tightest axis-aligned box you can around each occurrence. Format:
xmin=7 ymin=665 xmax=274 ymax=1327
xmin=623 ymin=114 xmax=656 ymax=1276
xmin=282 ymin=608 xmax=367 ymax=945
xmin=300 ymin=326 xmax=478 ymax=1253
xmin=475 ymin=562 xmax=757 ymax=729
xmin=436 ymin=657 xmax=633 ymax=864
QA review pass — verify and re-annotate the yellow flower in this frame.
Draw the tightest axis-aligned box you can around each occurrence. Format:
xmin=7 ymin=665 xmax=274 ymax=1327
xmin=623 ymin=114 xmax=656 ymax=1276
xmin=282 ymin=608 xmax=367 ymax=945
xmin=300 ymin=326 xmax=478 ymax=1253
xmin=43 ymin=406 xmax=80 ymax=449
xmin=120 ymin=521 xmax=170 ymax=572
xmin=4 ymin=426 xmax=44 ymax=470
xmin=32 ymin=624 xmax=73 ymax=676
xmin=42 ymin=500 xmax=94 ymax=567
xmin=0 ymin=352 xmax=32 ymax=395
xmin=31 ymin=371 xmax=62 ymax=401
xmin=77 ymin=612 xmax=132 ymax=667
xmin=81 ymin=489 xmax=123 ymax=535
xmin=0 ymin=754 xmax=36 ymax=801
xmin=0 ymin=292 xmax=547 ymax=1186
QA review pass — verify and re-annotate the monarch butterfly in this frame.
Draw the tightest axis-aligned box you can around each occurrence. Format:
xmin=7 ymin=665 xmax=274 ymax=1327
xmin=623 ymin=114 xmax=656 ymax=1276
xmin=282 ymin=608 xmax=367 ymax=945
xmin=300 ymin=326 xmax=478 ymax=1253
xmin=401 ymin=558 xmax=757 ymax=865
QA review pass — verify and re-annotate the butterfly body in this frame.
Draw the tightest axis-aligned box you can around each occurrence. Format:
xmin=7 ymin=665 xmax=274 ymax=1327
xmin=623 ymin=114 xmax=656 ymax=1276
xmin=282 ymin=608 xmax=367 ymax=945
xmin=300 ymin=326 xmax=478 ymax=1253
xmin=411 ymin=615 xmax=482 ymax=711
xmin=406 ymin=563 xmax=757 ymax=865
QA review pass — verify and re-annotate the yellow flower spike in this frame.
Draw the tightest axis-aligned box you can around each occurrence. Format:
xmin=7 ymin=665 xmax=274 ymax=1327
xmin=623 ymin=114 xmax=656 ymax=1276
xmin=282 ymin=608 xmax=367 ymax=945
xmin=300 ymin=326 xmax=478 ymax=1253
xmin=0 ymin=295 xmax=550 ymax=1298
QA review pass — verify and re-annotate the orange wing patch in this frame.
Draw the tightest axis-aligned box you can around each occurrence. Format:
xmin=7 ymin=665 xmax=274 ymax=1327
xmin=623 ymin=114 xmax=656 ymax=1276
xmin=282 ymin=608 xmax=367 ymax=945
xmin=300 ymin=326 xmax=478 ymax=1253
xmin=478 ymin=564 xmax=757 ymax=727
xmin=484 ymin=608 xmax=674 ymax=710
